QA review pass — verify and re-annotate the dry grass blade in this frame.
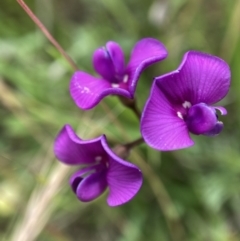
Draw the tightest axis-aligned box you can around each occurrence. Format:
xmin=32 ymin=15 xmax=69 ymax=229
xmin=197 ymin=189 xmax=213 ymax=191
xmin=9 ymin=162 xmax=70 ymax=241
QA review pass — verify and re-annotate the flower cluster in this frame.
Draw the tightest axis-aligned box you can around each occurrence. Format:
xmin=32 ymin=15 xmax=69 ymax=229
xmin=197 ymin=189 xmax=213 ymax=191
xmin=54 ymin=38 xmax=231 ymax=206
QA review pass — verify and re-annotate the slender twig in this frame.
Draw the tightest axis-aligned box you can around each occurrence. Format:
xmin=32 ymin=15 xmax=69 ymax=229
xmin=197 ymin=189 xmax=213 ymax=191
xmin=17 ymin=0 xmax=78 ymax=71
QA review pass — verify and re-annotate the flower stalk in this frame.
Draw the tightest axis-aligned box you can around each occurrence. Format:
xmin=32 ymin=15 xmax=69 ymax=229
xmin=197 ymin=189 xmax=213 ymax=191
xmin=118 ymin=96 xmax=141 ymax=119
xmin=113 ymin=137 xmax=144 ymax=160
xmin=124 ymin=137 xmax=144 ymax=150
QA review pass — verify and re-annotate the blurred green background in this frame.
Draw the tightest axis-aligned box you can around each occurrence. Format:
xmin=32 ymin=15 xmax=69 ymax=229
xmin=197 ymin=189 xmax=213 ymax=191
xmin=1 ymin=0 xmax=240 ymax=240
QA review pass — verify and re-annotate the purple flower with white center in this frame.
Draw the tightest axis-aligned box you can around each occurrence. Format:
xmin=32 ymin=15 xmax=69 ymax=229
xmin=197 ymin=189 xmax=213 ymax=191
xmin=54 ymin=125 xmax=142 ymax=206
xmin=70 ymin=38 xmax=168 ymax=109
xmin=141 ymin=51 xmax=231 ymax=151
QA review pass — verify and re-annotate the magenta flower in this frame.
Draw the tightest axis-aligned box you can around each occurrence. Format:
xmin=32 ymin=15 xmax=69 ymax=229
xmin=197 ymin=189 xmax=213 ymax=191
xmin=70 ymin=38 xmax=168 ymax=109
xmin=54 ymin=125 xmax=142 ymax=206
xmin=141 ymin=51 xmax=231 ymax=151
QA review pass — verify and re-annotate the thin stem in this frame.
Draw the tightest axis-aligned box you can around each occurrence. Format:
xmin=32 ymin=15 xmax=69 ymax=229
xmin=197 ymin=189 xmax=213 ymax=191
xmin=131 ymin=103 xmax=141 ymax=119
xmin=112 ymin=137 xmax=144 ymax=159
xmin=118 ymin=96 xmax=141 ymax=120
xmin=124 ymin=137 xmax=144 ymax=150
xmin=17 ymin=0 xmax=79 ymax=71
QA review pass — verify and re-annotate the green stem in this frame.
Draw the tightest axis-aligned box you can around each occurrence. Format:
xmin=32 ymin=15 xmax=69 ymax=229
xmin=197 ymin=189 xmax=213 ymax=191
xmin=113 ymin=137 xmax=144 ymax=159
xmin=124 ymin=137 xmax=144 ymax=150
xmin=118 ymin=96 xmax=141 ymax=120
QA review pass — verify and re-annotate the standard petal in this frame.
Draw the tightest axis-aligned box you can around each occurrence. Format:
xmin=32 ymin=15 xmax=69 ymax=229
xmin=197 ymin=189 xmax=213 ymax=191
xmin=155 ymin=51 xmax=231 ymax=106
xmin=70 ymin=71 xmax=131 ymax=109
xmin=141 ymin=80 xmax=194 ymax=151
xmin=54 ymin=125 xmax=108 ymax=165
xmin=100 ymin=136 xmax=142 ymax=206
xmin=76 ymin=169 xmax=108 ymax=202
xmin=106 ymin=41 xmax=125 ymax=80
xmin=126 ymin=38 xmax=168 ymax=95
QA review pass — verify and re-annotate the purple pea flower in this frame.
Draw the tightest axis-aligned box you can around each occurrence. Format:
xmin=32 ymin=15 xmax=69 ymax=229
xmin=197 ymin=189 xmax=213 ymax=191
xmin=141 ymin=51 xmax=231 ymax=151
xmin=54 ymin=125 xmax=142 ymax=206
xmin=70 ymin=38 xmax=168 ymax=109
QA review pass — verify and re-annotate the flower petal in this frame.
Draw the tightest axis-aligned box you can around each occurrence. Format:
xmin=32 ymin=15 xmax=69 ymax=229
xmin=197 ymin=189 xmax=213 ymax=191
xmin=203 ymin=121 xmax=223 ymax=136
xmin=70 ymin=71 xmax=131 ymax=109
xmin=70 ymin=71 xmax=110 ymax=109
xmin=214 ymin=106 xmax=227 ymax=115
xmin=54 ymin=125 xmax=108 ymax=165
xmin=106 ymin=41 xmax=125 ymax=80
xmin=70 ymin=166 xmax=97 ymax=193
xmin=141 ymin=80 xmax=194 ymax=151
xmin=100 ymin=137 xmax=142 ymax=206
xmin=106 ymin=159 xmax=142 ymax=206
xmin=126 ymin=38 xmax=168 ymax=95
xmin=92 ymin=47 xmax=116 ymax=82
xmin=155 ymin=51 xmax=231 ymax=106
xmin=92 ymin=42 xmax=125 ymax=83
xmin=76 ymin=169 xmax=108 ymax=202
xmin=185 ymin=103 xmax=217 ymax=135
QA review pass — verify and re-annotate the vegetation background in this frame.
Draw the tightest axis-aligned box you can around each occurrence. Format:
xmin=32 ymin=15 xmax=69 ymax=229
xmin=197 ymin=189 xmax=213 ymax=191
xmin=1 ymin=0 xmax=240 ymax=240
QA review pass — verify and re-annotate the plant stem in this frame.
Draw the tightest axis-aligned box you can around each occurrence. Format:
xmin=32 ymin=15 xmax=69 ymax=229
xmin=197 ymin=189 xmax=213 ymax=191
xmin=17 ymin=0 xmax=78 ymax=71
xmin=112 ymin=137 xmax=144 ymax=159
xmin=118 ymin=96 xmax=141 ymax=120
xmin=124 ymin=137 xmax=144 ymax=150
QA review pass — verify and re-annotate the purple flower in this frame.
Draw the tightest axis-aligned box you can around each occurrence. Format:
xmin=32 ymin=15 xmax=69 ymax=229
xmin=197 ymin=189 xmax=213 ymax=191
xmin=70 ymin=38 xmax=168 ymax=109
xmin=141 ymin=51 xmax=231 ymax=151
xmin=54 ymin=125 xmax=143 ymax=206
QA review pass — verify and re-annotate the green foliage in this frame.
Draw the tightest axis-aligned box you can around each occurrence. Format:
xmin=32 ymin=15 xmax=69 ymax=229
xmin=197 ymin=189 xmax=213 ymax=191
xmin=1 ymin=0 xmax=240 ymax=240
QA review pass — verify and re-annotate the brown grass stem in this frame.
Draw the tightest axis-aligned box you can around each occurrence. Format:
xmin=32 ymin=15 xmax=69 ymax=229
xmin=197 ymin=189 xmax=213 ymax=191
xmin=17 ymin=0 xmax=78 ymax=71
